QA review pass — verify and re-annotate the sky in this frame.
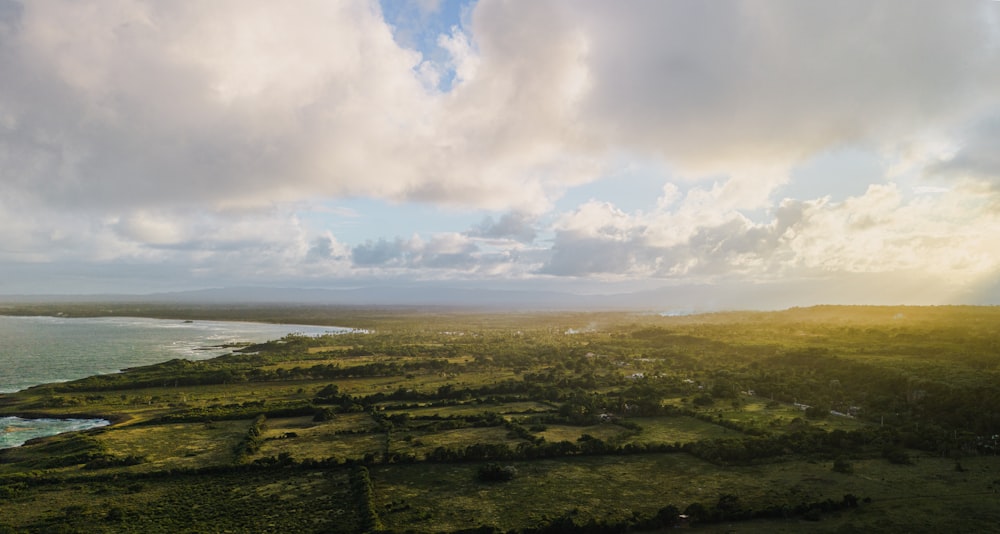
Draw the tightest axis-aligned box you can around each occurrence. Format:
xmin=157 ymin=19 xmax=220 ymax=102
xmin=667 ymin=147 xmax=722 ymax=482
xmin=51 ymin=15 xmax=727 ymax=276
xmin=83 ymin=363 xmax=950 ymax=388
xmin=2 ymin=0 xmax=1000 ymax=309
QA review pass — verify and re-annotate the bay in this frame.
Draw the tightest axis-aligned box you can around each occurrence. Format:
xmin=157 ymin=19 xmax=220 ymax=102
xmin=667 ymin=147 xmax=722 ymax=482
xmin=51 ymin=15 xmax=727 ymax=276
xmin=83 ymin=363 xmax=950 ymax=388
xmin=0 ymin=416 xmax=110 ymax=449
xmin=0 ymin=315 xmax=349 ymax=448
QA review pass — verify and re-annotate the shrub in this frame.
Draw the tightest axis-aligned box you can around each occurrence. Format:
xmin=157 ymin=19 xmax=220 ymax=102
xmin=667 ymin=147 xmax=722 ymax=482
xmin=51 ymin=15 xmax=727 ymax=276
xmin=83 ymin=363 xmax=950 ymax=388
xmin=692 ymin=394 xmax=714 ymax=407
xmin=832 ymin=456 xmax=853 ymax=474
xmin=882 ymin=446 xmax=913 ymax=465
xmin=476 ymin=463 xmax=517 ymax=482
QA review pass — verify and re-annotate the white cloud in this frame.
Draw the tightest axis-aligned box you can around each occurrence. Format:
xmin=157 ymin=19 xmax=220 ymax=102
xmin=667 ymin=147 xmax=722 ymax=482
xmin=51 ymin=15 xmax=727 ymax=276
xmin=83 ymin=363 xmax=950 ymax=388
xmin=572 ymin=1 xmax=997 ymax=172
xmin=466 ymin=212 xmax=538 ymax=243
xmin=928 ymin=113 xmax=1000 ymax=189
xmin=437 ymin=26 xmax=478 ymax=86
xmin=0 ymin=0 xmax=600 ymax=216
xmin=2 ymin=0 xmax=1000 ymax=302
xmin=3 ymin=0 xmax=997 ymax=215
xmin=351 ymin=233 xmax=480 ymax=270
xmin=2 ymin=1 xmax=433 ymax=209
xmin=346 ymin=229 xmax=549 ymax=280
xmin=113 ymin=211 xmax=185 ymax=246
xmin=539 ymin=176 xmax=1000 ymax=292
xmin=785 ymin=183 xmax=1000 ymax=281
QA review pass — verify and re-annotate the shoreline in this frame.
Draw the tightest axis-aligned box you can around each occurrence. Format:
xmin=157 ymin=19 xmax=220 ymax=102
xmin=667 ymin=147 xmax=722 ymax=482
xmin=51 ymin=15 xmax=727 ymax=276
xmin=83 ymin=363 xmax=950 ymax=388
xmin=0 ymin=315 xmax=350 ymax=448
xmin=0 ymin=314 xmax=354 ymax=394
xmin=1 ymin=411 xmax=131 ymax=426
xmin=0 ymin=302 xmax=391 ymax=330
xmin=0 ymin=414 xmax=117 ymax=450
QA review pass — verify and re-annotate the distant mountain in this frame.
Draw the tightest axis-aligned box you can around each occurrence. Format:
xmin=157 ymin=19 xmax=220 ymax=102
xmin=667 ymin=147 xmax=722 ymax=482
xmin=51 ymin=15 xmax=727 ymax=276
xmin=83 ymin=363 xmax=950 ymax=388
xmin=144 ymin=286 xmax=601 ymax=309
xmin=0 ymin=285 xmax=717 ymax=312
xmin=0 ymin=286 xmax=599 ymax=310
xmin=0 ymin=282 xmax=812 ymax=312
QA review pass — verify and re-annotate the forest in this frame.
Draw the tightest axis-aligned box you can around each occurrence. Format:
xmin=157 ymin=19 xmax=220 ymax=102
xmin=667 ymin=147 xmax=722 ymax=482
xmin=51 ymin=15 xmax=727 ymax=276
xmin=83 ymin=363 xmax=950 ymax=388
xmin=2 ymin=304 xmax=1000 ymax=532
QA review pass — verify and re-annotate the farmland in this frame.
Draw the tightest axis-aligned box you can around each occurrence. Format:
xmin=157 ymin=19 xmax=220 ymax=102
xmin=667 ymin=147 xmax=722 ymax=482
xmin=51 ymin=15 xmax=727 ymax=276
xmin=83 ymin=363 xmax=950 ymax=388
xmin=2 ymin=305 xmax=1000 ymax=532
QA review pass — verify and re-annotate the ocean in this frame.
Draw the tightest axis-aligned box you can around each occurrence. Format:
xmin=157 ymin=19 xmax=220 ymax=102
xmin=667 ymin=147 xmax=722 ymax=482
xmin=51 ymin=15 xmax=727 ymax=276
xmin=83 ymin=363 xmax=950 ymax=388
xmin=0 ymin=315 xmax=348 ymax=448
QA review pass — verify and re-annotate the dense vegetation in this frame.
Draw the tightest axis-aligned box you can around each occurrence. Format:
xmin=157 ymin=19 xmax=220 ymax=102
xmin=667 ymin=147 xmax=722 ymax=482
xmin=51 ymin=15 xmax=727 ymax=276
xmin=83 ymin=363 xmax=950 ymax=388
xmin=1 ymin=304 xmax=1000 ymax=532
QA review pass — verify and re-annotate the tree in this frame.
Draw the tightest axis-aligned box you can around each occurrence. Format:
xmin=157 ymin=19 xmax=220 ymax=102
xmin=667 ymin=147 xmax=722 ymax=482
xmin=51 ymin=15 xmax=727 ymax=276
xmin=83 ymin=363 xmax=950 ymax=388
xmin=313 ymin=407 xmax=336 ymax=422
xmin=683 ymin=502 xmax=710 ymax=524
xmin=653 ymin=504 xmax=680 ymax=527
xmin=476 ymin=463 xmax=517 ymax=482
xmin=105 ymin=507 xmax=124 ymax=522
xmin=832 ymin=456 xmax=853 ymax=474
xmin=805 ymin=406 xmax=828 ymax=419
xmin=715 ymin=493 xmax=740 ymax=515
xmin=692 ymin=394 xmax=714 ymax=407
xmin=882 ymin=446 xmax=913 ymax=465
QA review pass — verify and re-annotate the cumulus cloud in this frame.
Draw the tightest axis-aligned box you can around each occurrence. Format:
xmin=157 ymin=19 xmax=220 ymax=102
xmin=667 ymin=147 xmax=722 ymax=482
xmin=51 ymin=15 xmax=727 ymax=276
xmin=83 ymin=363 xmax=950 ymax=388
xmin=786 ymin=183 xmax=1000 ymax=280
xmin=351 ymin=233 xmax=479 ymax=270
xmin=538 ymin=177 xmax=1000 ymax=290
xmin=112 ymin=212 xmax=186 ymax=246
xmin=306 ymin=234 xmax=350 ymax=263
xmin=346 ymin=231 xmax=547 ymax=279
xmin=0 ymin=197 xmax=355 ymax=286
xmin=351 ymin=238 xmax=408 ymax=267
xmin=465 ymin=212 xmax=537 ymax=243
xmin=2 ymin=0 xmax=997 ymax=215
xmin=2 ymin=0 xmax=1000 ymax=301
xmin=0 ymin=0 xmax=598 ymax=215
xmin=574 ymin=0 xmax=996 ymax=173
xmin=542 ymin=236 xmax=652 ymax=277
xmin=929 ymin=113 xmax=1000 ymax=189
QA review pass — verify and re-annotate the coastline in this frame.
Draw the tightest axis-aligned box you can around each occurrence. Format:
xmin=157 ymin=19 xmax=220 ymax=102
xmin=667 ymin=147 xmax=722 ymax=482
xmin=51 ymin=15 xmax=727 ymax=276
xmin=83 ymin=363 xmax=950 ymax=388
xmin=0 ymin=314 xmax=351 ymax=394
xmin=0 ymin=313 xmax=350 ymax=449
xmin=2 ymin=411 xmax=131 ymax=426
xmin=0 ymin=414 xmax=113 ymax=450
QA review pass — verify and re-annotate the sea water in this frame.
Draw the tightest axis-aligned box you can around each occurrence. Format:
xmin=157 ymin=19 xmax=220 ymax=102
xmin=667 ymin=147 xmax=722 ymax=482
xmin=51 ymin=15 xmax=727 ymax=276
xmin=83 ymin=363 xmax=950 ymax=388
xmin=0 ymin=315 xmax=349 ymax=448
xmin=0 ymin=416 xmax=111 ymax=448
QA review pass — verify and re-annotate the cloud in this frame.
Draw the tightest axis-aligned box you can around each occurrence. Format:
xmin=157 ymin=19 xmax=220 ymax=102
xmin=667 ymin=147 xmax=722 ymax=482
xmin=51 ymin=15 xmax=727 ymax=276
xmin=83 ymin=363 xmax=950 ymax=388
xmin=113 ymin=212 xmax=186 ymax=246
xmin=0 ymin=0 xmax=598 ymax=216
xmin=3 ymin=0 xmax=997 ymax=217
xmin=351 ymin=233 xmax=480 ymax=270
xmin=346 ymin=231 xmax=545 ymax=279
xmin=465 ymin=212 xmax=537 ymax=243
xmin=1 ymin=1 xmax=434 ymax=209
xmin=929 ymin=113 xmax=1000 ymax=189
xmin=351 ymin=238 xmax=407 ymax=267
xmin=572 ymin=0 xmax=997 ymax=173
xmin=306 ymin=234 xmax=350 ymax=263
xmin=2 ymin=0 xmax=1000 ymax=302
xmin=541 ymin=236 xmax=651 ymax=277
xmin=0 ymin=198 xmax=356 ymax=283
xmin=538 ymin=177 xmax=1000 ymax=290
xmin=786 ymin=183 xmax=1000 ymax=279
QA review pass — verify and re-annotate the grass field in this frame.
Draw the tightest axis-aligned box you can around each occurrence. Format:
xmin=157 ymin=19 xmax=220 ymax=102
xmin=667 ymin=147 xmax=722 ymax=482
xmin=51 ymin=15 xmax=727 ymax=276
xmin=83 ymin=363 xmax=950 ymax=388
xmin=372 ymin=453 xmax=1000 ymax=533
xmin=384 ymin=400 xmax=554 ymax=418
xmin=626 ymin=415 xmax=736 ymax=444
xmin=257 ymin=415 xmax=385 ymax=462
xmin=400 ymin=426 xmax=528 ymax=458
xmin=3 ymin=305 xmax=1000 ymax=532
xmin=538 ymin=423 xmax=628 ymax=444
xmin=695 ymin=399 xmax=871 ymax=434
xmin=0 ymin=468 xmax=358 ymax=533
xmin=96 ymin=419 xmax=249 ymax=471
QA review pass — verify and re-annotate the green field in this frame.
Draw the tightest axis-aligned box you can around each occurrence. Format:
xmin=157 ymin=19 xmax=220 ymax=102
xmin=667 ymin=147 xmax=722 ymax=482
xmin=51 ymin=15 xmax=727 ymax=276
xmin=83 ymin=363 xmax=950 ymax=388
xmin=373 ymin=453 xmax=1000 ymax=533
xmin=2 ymin=304 xmax=1000 ymax=532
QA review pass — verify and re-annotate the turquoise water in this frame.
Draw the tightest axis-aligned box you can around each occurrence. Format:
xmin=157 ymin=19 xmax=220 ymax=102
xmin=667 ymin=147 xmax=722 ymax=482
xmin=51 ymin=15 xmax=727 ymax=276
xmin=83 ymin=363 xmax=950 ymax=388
xmin=0 ymin=315 xmax=349 ymax=448
xmin=0 ymin=416 xmax=110 ymax=448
